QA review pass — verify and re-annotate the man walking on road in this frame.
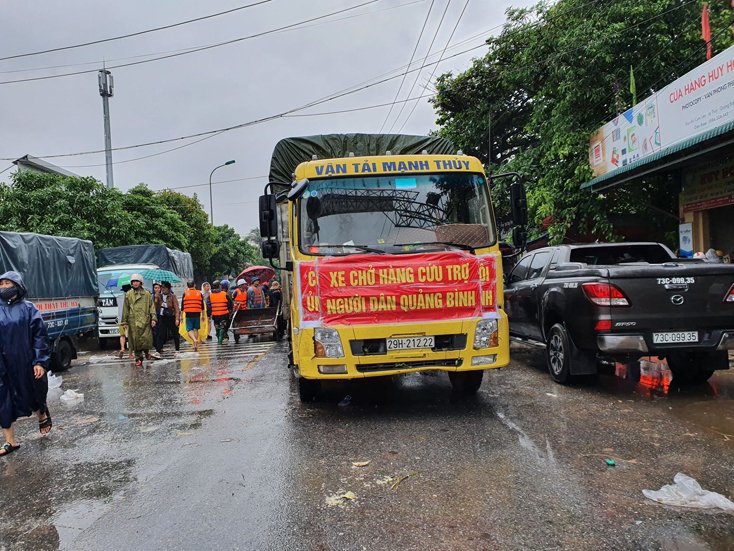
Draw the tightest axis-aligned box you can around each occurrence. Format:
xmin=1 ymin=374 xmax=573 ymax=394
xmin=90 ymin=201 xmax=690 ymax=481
xmin=247 ymin=277 xmax=266 ymax=309
xmin=181 ymin=280 xmax=205 ymax=352
xmin=209 ymin=280 xmax=233 ymax=345
xmin=122 ymin=274 xmax=157 ymax=367
xmin=155 ymin=281 xmax=180 ymax=353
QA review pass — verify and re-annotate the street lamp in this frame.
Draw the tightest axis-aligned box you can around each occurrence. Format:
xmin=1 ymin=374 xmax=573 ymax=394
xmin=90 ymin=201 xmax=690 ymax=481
xmin=209 ymin=160 xmax=235 ymax=225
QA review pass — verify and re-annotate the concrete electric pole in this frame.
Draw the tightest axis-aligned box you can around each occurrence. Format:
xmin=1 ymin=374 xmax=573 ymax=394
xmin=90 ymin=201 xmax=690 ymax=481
xmin=98 ymin=69 xmax=114 ymax=188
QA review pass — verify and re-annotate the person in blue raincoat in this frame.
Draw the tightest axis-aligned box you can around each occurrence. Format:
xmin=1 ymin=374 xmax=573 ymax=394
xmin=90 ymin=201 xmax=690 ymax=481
xmin=0 ymin=271 xmax=52 ymax=457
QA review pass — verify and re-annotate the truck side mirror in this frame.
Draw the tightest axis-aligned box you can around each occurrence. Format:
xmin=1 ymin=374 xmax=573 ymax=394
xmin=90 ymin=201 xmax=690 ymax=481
xmin=259 ymin=194 xmax=278 ymax=239
xmin=261 ymin=240 xmax=280 ymax=259
xmin=512 ymin=226 xmax=527 ymax=249
xmin=510 ymin=182 xmax=527 ymax=227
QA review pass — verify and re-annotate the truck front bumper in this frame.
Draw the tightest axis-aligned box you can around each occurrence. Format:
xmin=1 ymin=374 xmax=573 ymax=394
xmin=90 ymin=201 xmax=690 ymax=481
xmin=295 ymin=314 xmax=510 ymax=380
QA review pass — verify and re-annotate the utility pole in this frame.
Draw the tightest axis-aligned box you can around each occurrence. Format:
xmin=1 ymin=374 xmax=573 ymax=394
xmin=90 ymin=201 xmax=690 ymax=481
xmin=98 ymin=69 xmax=114 ymax=188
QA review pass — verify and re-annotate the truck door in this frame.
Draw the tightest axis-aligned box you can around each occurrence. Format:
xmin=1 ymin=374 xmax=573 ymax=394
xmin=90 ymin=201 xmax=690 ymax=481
xmin=504 ymin=255 xmax=533 ymax=337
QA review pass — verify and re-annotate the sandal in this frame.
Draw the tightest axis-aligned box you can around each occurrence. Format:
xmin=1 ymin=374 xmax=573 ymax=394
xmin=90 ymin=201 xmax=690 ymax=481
xmin=118 ymin=350 xmax=125 ymax=359
xmin=39 ymin=412 xmax=52 ymax=435
xmin=0 ymin=442 xmax=20 ymax=456
xmin=135 ymin=360 xmax=143 ymax=367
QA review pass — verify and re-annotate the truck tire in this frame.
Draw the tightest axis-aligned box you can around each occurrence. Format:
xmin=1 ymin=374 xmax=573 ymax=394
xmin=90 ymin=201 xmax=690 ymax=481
xmin=51 ymin=339 xmax=74 ymax=372
xmin=448 ymin=370 xmax=483 ymax=395
xmin=547 ymin=323 xmax=572 ymax=384
xmin=99 ymin=338 xmax=108 ymax=350
xmin=298 ymin=377 xmax=321 ymax=402
xmin=666 ymin=352 xmax=719 ymax=385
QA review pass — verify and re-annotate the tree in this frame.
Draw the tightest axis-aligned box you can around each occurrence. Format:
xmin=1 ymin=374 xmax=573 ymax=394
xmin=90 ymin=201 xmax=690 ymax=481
xmin=432 ymin=0 xmax=734 ymax=243
xmin=207 ymin=224 xmax=258 ymax=280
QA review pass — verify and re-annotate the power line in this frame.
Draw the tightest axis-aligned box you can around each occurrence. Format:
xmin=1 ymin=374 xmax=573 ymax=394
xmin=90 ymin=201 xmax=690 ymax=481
xmin=378 ymin=0 xmax=436 ymax=133
xmin=1 ymin=43 xmax=484 ymax=162
xmin=0 ymin=0 xmax=380 ymax=85
xmin=387 ymin=0 xmax=453 ymax=134
xmin=0 ymin=0 xmax=427 ymax=76
xmin=0 ymin=0 xmax=272 ymax=62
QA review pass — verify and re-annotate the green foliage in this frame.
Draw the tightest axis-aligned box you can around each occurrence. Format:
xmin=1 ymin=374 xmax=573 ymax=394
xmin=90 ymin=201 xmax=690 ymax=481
xmin=432 ymin=0 xmax=734 ymax=244
xmin=0 ymin=171 xmax=254 ymax=279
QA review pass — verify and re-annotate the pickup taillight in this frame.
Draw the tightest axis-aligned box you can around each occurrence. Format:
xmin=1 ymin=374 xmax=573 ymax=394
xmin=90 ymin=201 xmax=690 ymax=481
xmin=582 ymin=282 xmax=631 ymax=307
xmin=725 ymin=284 xmax=734 ymax=303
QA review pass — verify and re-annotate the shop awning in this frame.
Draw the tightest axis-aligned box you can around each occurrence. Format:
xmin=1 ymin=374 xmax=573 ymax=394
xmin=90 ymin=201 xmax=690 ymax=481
xmin=581 ymin=120 xmax=734 ymax=192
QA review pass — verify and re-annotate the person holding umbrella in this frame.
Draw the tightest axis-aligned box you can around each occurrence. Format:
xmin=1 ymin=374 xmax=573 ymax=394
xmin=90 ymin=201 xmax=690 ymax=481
xmin=155 ymin=281 xmax=180 ymax=353
xmin=0 ymin=271 xmax=52 ymax=457
xmin=122 ymin=274 xmax=157 ymax=367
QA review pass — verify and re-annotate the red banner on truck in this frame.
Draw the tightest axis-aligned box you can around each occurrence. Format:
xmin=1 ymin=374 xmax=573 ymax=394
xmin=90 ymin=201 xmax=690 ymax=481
xmin=297 ymin=251 xmax=497 ymax=327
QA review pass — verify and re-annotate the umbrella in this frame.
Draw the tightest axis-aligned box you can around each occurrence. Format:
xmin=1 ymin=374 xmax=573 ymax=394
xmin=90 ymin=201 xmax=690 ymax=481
xmin=237 ymin=265 xmax=275 ymax=284
xmin=105 ymin=273 xmax=131 ymax=289
xmin=140 ymin=269 xmax=182 ymax=283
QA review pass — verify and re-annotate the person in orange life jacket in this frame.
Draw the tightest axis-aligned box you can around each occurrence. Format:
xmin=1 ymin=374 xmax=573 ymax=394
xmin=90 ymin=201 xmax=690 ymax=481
xmin=232 ymin=279 xmax=248 ymax=309
xmin=180 ymin=280 xmax=205 ymax=352
xmin=247 ymin=277 xmax=266 ymax=309
xmin=209 ymin=280 xmax=233 ymax=345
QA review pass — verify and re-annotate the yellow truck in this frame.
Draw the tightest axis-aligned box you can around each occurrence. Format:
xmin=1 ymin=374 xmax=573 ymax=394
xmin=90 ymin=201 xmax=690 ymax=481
xmin=258 ymin=134 xmax=527 ymax=401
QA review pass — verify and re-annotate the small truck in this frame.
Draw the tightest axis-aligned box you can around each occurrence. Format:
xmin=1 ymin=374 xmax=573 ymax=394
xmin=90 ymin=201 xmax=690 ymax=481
xmin=503 ymin=242 xmax=734 ymax=384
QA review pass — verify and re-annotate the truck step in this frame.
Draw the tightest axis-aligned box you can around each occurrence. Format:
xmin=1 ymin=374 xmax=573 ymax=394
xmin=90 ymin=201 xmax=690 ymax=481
xmin=510 ymin=336 xmax=547 ymax=350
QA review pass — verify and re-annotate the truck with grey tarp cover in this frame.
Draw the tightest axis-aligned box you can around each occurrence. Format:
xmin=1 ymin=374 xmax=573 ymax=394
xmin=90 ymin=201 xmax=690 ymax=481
xmin=0 ymin=231 xmax=99 ymax=370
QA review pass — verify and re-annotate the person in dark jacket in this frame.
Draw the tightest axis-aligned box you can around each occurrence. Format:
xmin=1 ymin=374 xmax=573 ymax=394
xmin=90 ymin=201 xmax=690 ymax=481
xmin=155 ymin=281 xmax=180 ymax=353
xmin=0 ymin=271 xmax=52 ymax=457
xmin=209 ymin=281 xmax=233 ymax=345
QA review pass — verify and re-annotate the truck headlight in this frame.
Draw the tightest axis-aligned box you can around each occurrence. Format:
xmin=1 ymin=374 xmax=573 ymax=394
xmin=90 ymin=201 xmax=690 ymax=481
xmin=314 ymin=328 xmax=344 ymax=358
xmin=474 ymin=319 xmax=499 ymax=349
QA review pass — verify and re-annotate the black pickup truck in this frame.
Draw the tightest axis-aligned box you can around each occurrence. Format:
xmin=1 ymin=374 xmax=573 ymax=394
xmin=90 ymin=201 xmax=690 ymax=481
xmin=504 ymin=243 xmax=734 ymax=384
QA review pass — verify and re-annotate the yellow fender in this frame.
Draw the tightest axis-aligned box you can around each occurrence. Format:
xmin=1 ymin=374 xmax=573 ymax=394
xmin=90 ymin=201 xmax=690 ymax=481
xmin=179 ymin=311 xmax=209 ymax=344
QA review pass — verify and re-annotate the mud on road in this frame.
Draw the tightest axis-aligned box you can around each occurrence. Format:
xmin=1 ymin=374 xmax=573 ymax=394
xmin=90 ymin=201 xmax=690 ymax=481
xmin=1 ymin=340 xmax=733 ymax=550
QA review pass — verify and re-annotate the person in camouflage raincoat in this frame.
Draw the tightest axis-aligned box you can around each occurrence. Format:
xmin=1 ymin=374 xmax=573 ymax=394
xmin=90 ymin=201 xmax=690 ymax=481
xmin=122 ymin=273 xmax=157 ymax=366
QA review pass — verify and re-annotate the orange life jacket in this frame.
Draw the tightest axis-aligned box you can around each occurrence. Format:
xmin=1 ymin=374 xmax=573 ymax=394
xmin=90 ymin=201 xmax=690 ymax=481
xmin=233 ymin=288 xmax=247 ymax=304
xmin=182 ymin=289 xmax=203 ymax=313
xmin=250 ymin=287 xmax=264 ymax=308
xmin=210 ymin=291 xmax=229 ymax=316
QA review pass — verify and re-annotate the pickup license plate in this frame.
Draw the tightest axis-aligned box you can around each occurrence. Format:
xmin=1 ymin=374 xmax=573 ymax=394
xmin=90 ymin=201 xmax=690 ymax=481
xmin=387 ymin=336 xmax=435 ymax=351
xmin=652 ymin=331 xmax=698 ymax=344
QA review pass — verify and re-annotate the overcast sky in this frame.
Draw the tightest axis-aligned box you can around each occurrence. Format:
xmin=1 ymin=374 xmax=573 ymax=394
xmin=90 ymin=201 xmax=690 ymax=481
xmin=0 ymin=0 xmax=535 ymax=237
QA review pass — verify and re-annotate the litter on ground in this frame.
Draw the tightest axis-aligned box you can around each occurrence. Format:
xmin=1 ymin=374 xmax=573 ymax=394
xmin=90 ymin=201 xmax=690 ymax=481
xmin=642 ymin=473 xmax=734 ymax=512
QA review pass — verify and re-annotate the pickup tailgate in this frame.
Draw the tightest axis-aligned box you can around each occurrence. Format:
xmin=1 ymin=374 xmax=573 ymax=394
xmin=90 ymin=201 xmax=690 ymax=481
xmin=607 ymin=263 xmax=734 ymax=333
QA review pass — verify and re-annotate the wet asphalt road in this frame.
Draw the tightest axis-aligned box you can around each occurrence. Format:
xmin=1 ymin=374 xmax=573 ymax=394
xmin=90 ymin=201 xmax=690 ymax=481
xmin=1 ymin=340 xmax=733 ymax=551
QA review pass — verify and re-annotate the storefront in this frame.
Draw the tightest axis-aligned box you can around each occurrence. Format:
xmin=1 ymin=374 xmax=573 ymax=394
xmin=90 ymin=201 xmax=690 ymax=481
xmin=582 ymin=45 xmax=734 ymax=258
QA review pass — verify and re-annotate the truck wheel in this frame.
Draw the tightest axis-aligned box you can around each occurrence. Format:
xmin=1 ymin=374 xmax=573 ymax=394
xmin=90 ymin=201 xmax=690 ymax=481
xmin=667 ymin=352 xmax=717 ymax=385
xmin=51 ymin=339 xmax=74 ymax=372
xmin=448 ymin=370 xmax=483 ymax=395
xmin=547 ymin=323 xmax=572 ymax=384
xmin=298 ymin=377 xmax=321 ymax=402
xmin=99 ymin=338 xmax=108 ymax=350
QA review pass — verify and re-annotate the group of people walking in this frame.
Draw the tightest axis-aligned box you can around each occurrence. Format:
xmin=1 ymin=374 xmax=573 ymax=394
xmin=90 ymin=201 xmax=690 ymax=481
xmin=0 ymin=269 xmax=283 ymax=457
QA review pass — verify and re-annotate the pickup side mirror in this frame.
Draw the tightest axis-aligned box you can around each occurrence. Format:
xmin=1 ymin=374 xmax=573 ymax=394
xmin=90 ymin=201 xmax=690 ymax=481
xmin=510 ymin=181 xmax=527 ymax=227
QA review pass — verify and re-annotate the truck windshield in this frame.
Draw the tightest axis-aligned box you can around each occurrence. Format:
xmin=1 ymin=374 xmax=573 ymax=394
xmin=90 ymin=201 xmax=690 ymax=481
xmin=298 ymin=173 xmax=495 ymax=255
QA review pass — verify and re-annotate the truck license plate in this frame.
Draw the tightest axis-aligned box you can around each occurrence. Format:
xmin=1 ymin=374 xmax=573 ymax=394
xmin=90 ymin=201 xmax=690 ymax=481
xmin=387 ymin=336 xmax=435 ymax=350
xmin=652 ymin=331 xmax=698 ymax=344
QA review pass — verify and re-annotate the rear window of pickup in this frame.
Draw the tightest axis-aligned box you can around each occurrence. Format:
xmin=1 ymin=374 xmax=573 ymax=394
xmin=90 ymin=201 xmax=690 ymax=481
xmin=569 ymin=244 xmax=673 ymax=266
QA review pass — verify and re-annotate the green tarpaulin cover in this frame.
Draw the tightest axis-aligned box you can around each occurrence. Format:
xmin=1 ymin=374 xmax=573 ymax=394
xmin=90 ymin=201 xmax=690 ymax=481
xmin=268 ymin=133 xmax=457 ymax=185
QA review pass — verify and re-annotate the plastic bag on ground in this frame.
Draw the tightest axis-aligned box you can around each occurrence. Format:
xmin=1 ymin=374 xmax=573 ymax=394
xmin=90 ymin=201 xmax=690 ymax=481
xmin=643 ymin=473 xmax=734 ymax=512
xmin=60 ymin=389 xmax=84 ymax=403
xmin=47 ymin=372 xmax=62 ymax=389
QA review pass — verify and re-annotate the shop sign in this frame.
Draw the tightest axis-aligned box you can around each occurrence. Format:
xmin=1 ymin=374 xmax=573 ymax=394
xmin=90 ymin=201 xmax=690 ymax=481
xmin=680 ymin=158 xmax=734 ymax=213
xmin=678 ymin=223 xmax=693 ymax=258
xmin=590 ymin=46 xmax=734 ymax=178
xmin=296 ymin=251 xmax=498 ymax=327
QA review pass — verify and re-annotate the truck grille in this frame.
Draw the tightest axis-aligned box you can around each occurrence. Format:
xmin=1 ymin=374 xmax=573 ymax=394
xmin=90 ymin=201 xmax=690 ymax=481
xmin=356 ymin=359 xmax=463 ymax=373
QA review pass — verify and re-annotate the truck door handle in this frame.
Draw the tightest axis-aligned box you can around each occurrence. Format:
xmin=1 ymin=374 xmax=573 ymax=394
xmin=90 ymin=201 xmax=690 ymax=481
xmin=530 ymin=283 xmax=539 ymax=290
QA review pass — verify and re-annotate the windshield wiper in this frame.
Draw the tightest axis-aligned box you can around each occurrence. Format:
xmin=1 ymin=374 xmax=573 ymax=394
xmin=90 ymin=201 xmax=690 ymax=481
xmin=314 ymin=244 xmax=386 ymax=254
xmin=393 ymin=241 xmax=476 ymax=254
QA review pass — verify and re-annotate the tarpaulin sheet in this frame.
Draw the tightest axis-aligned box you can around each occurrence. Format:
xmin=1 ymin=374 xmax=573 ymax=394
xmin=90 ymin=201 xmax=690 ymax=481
xmin=0 ymin=231 xmax=98 ymax=299
xmin=97 ymin=245 xmax=194 ymax=279
xmin=269 ymin=134 xmax=457 ymax=185
xmin=297 ymin=251 xmax=497 ymax=327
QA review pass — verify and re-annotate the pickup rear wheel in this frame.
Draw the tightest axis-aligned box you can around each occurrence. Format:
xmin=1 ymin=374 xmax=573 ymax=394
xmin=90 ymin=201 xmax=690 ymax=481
xmin=448 ymin=370 xmax=483 ymax=395
xmin=547 ymin=323 xmax=571 ymax=384
xmin=51 ymin=339 xmax=74 ymax=372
